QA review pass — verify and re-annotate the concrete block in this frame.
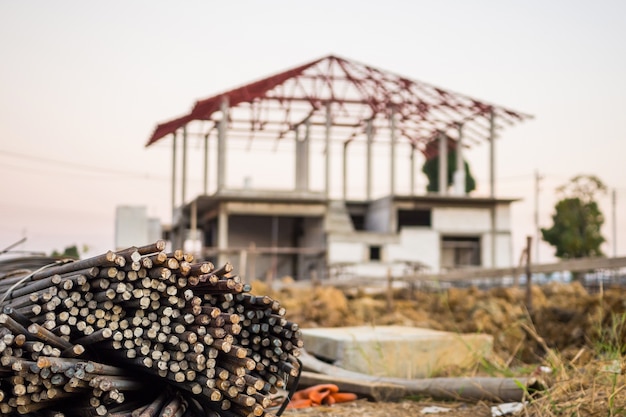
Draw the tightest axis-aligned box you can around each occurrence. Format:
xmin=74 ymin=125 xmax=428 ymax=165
xmin=301 ymin=325 xmax=493 ymax=378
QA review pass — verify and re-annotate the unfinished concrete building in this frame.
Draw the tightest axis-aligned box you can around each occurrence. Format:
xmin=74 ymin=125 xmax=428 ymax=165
xmin=146 ymin=55 xmax=531 ymax=281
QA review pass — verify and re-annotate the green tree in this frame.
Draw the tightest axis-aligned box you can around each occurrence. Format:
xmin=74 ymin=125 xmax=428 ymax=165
xmin=541 ymin=175 xmax=607 ymax=259
xmin=422 ymin=148 xmax=476 ymax=193
xmin=51 ymin=245 xmax=80 ymax=259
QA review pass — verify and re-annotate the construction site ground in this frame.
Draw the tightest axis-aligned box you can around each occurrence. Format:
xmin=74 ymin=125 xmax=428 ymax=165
xmin=253 ymin=280 xmax=626 ymax=417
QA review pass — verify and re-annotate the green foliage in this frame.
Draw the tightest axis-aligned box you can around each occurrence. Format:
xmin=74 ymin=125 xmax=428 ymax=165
xmin=51 ymin=245 xmax=80 ymax=259
xmin=541 ymin=175 xmax=607 ymax=259
xmin=422 ymin=149 xmax=476 ymax=193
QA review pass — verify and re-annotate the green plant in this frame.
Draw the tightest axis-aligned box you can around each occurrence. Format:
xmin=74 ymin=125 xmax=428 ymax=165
xmin=541 ymin=175 xmax=607 ymax=260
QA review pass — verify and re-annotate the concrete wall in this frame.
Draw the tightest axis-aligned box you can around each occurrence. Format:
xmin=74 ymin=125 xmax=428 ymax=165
xmin=327 ymin=202 xmax=515 ymax=274
xmin=328 ymin=241 xmax=364 ymax=264
xmin=387 ymin=228 xmax=440 ymax=272
xmin=496 ymin=203 xmax=512 ymax=231
xmin=365 ymin=197 xmax=393 ymax=232
xmin=481 ymin=232 xmax=513 ymax=268
xmin=432 ymin=207 xmax=491 ymax=233
xmin=432 ymin=205 xmax=513 ymax=269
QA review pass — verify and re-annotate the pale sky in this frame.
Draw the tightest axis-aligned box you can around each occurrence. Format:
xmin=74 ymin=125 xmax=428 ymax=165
xmin=1 ymin=1 xmax=625 ymax=263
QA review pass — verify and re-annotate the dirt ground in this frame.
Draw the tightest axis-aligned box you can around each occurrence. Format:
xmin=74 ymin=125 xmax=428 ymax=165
xmin=254 ymin=280 xmax=626 ymax=416
xmin=282 ymin=399 xmax=494 ymax=417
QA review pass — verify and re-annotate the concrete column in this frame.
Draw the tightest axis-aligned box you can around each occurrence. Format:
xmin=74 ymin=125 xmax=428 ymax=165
xmin=182 ymin=125 xmax=188 ymax=205
xmin=203 ymin=133 xmax=209 ymax=195
xmin=453 ymin=124 xmax=466 ymax=196
xmin=190 ymin=199 xmax=198 ymax=257
xmin=295 ymin=124 xmax=310 ymax=191
xmin=390 ymin=107 xmax=397 ymax=196
xmin=171 ymin=131 xmax=177 ymax=225
xmin=217 ymin=97 xmax=229 ymax=192
xmin=489 ymin=108 xmax=497 ymax=267
xmin=190 ymin=199 xmax=197 ymax=238
xmin=342 ymin=141 xmax=349 ymax=200
xmin=489 ymin=108 xmax=496 ymax=198
xmin=366 ymin=119 xmax=373 ymax=201
xmin=325 ymin=102 xmax=332 ymax=199
xmin=438 ymin=132 xmax=448 ymax=195
xmin=410 ymin=145 xmax=416 ymax=195
xmin=217 ymin=205 xmax=228 ymax=266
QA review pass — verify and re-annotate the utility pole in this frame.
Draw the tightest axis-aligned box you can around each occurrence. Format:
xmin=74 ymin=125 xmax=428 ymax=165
xmin=612 ymin=189 xmax=617 ymax=257
xmin=525 ymin=235 xmax=533 ymax=312
xmin=534 ymin=170 xmax=544 ymax=264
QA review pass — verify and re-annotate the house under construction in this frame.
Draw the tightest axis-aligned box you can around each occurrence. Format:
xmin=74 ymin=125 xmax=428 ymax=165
xmin=146 ymin=55 xmax=531 ymax=281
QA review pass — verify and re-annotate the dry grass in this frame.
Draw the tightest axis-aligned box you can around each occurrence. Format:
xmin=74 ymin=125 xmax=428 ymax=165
xmin=522 ymin=312 xmax=626 ymax=417
xmin=268 ymin=280 xmax=626 ymax=416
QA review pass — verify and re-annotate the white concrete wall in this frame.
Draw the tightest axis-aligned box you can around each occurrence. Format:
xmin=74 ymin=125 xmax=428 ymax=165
xmin=328 ymin=202 xmax=515 ymax=275
xmin=480 ymin=232 xmax=513 ymax=268
xmin=387 ymin=228 xmax=440 ymax=272
xmin=432 ymin=206 xmax=513 ymax=269
xmin=432 ymin=207 xmax=491 ymax=233
xmin=496 ymin=203 xmax=511 ymax=231
xmin=328 ymin=241 xmax=364 ymax=264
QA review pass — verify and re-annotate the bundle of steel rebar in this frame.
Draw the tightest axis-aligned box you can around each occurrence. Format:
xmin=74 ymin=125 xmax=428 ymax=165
xmin=0 ymin=241 xmax=302 ymax=417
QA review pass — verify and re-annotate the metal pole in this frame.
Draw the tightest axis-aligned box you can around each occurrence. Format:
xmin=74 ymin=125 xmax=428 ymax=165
xmin=534 ymin=170 xmax=543 ymax=263
xmin=612 ymin=188 xmax=617 ymax=257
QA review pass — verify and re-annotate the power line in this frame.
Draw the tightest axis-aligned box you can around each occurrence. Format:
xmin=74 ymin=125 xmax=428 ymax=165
xmin=0 ymin=149 xmax=169 ymax=181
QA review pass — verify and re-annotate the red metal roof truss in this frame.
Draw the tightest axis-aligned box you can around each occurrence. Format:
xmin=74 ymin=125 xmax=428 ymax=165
xmin=146 ymin=55 xmax=531 ymax=156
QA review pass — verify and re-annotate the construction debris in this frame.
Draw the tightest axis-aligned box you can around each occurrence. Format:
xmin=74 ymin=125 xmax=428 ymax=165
xmin=0 ymin=241 xmax=302 ymax=417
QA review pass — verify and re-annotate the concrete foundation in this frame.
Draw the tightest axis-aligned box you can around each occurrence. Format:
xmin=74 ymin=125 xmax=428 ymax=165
xmin=301 ymin=325 xmax=493 ymax=379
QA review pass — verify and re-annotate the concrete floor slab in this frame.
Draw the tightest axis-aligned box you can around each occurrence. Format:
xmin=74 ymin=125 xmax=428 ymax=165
xmin=301 ymin=325 xmax=493 ymax=378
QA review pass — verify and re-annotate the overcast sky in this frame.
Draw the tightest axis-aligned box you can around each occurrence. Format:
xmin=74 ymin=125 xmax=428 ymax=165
xmin=1 ymin=1 xmax=625 ymax=263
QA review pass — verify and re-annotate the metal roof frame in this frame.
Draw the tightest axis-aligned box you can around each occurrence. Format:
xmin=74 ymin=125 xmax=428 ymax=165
xmin=146 ymin=54 xmax=531 ymax=156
